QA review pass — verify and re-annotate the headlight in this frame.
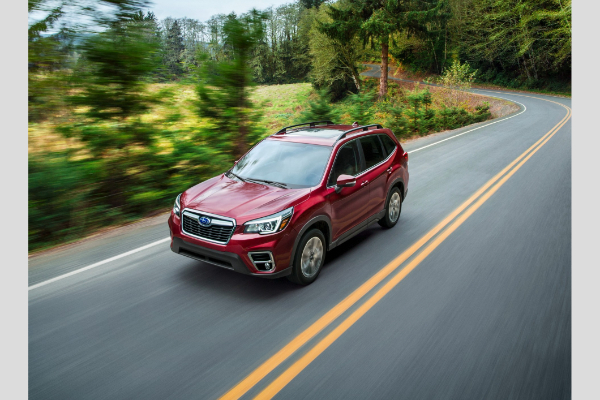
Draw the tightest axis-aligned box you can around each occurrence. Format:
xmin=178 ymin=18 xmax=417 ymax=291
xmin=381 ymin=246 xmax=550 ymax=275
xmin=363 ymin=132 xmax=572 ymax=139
xmin=173 ymin=193 xmax=181 ymax=217
xmin=244 ymin=207 xmax=293 ymax=235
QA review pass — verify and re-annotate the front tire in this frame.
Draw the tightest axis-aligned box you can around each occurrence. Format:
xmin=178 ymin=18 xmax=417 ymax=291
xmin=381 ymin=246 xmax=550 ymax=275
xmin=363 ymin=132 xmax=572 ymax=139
xmin=378 ymin=187 xmax=402 ymax=229
xmin=287 ymin=229 xmax=326 ymax=285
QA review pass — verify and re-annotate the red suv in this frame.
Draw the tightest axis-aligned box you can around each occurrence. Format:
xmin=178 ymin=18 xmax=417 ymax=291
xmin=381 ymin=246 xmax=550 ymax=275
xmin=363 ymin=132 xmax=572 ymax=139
xmin=168 ymin=121 xmax=409 ymax=285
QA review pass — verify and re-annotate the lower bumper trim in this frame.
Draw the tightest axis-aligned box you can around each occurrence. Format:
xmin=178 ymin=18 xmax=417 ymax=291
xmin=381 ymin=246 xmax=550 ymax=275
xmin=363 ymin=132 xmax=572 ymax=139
xmin=171 ymin=237 xmax=291 ymax=279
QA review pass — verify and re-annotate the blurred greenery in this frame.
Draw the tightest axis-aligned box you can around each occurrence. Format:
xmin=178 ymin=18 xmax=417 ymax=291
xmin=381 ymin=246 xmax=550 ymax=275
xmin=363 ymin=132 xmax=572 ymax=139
xmin=28 ymin=0 xmax=568 ymax=251
xmin=196 ymin=10 xmax=268 ymax=160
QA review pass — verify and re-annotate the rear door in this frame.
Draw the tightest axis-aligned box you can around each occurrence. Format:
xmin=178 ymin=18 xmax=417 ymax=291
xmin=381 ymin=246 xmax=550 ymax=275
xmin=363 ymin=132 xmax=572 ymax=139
xmin=357 ymin=134 xmax=394 ymax=217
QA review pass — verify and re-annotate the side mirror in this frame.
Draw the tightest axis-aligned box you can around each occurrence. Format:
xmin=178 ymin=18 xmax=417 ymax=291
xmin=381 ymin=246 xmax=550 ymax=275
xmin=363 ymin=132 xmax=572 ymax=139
xmin=335 ymin=174 xmax=356 ymax=193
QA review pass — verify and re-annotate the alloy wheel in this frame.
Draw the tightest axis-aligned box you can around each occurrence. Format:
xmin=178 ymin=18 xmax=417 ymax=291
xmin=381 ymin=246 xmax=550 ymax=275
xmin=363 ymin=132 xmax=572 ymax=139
xmin=300 ymin=237 xmax=324 ymax=278
xmin=389 ymin=192 xmax=401 ymax=222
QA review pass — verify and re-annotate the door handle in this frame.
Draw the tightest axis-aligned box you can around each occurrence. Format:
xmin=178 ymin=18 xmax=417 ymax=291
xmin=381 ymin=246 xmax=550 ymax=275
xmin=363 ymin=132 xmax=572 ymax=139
xmin=387 ymin=167 xmax=393 ymax=175
xmin=361 ymin=180 xmax=369 ymax=187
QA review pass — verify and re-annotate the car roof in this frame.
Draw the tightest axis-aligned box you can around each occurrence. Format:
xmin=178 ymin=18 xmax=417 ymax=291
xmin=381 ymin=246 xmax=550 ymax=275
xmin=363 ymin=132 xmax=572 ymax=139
xmin=267 ymin=125 xmax=389 ymax=147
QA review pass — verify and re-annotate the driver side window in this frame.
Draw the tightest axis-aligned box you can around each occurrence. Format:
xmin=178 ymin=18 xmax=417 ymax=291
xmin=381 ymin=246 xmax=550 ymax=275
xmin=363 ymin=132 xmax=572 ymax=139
xmin=328 ymin=141 xmax=359 ymax=186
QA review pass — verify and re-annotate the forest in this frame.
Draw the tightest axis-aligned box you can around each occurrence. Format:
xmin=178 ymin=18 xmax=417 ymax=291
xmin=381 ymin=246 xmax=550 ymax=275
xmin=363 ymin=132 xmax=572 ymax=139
xmin=137 ymin=0 xmax=570 ymax=92
xmin=28 ymin=0 xmax=571 ymax=251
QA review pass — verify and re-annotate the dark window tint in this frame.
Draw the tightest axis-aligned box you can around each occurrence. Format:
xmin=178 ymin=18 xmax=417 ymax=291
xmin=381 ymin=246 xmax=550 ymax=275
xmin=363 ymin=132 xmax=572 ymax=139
xmin=379 ymin=134 xmax=397 ymax=156
xmin=328 ymin=141 xmax=359 ymax=186
xmin=359 ymin=135 xmax=386 ymax=170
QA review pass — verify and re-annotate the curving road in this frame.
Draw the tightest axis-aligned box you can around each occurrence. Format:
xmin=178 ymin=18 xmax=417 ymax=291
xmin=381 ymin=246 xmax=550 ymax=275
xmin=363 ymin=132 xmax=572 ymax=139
xmin=29 ymin=67 xmax=571 ymax=399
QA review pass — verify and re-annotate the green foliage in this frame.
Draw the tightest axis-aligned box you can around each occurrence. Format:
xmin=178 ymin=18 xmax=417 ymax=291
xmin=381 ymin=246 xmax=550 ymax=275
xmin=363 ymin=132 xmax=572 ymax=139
xmin=405 ymin=90 xmax=426 ymax=134
xmin=384 ymin=102 xmax=408 ymax=137
xmin=70 ymin=24 xmax=160 ymax=121
xmin=62 ymin=19 xmax=163 ymax=216
xmin=307 ymin=4 xmax=363 ymax=101
xmin=347 ymin=91 xmax=375 ymax=125
xmin=296 ymin=89 xmax=340 ymax=122
xmin=299 ymin=0 xmax=327 ymax=9
xmin=438 ymin=59 xmax=478 ymax=106
xmin=320 ymin=0 xmax=447 ymax=98
xmin=251 ymin=3 xmax=312 ymax=85
xmin=439 ymin=60 xmax=477 ymax=91
xmin=28 ymin=139 xmax=227 ymax=252
xmin=28 ymin=0 xmax=72 ymax=122
xmin=380 ymin=86 xmax=491 ymax=137
xmin=29 ymin=151 xmax=91 ymax=250
xmin=163 ymin=19 xmax=185 ymax=77
xmin=28 ymin=0 xmax=570 ymax=252
xmin=196 ymin=11 xmax=268 ymax=159
xmin=448 ymin=0 xmax=571 ymax=88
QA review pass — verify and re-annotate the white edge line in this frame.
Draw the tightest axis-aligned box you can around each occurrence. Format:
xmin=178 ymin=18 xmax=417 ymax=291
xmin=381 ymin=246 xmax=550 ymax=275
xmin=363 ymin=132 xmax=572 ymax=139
xmin=28 ymin=237 xmax=171 ymax=291
xmin=27 ymin=94 xmax=528 ymax=292
xmin=409 ymin=96 xmax=527 ymax=154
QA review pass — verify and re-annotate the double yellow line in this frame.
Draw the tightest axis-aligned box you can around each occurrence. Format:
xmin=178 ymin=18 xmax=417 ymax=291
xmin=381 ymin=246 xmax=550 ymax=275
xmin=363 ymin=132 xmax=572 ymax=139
xmin=220 ymin=95 xmax=571 ymax=400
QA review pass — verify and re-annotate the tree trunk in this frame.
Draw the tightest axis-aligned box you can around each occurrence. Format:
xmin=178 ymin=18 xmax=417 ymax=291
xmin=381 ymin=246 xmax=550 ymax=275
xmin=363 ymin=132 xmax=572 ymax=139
xmin=351 ymin=67 xmax=361 ymax=91
xmin=443 ymin=27 xmax=447 ymax=73
xmin=379 ymin=40 xmax=389 ymax=99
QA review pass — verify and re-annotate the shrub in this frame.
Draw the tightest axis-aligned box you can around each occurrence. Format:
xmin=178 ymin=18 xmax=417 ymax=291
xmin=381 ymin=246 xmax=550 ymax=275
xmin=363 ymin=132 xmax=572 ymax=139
xmin=347 ymin=91 xmax=375 ymax=125
xmin=438 ymin=60 xmax=478 ymax=107
xmin=384 ymin=102 xmax=409 ymax=137
xmin=296 ymin=89 xmax=340 ymax=122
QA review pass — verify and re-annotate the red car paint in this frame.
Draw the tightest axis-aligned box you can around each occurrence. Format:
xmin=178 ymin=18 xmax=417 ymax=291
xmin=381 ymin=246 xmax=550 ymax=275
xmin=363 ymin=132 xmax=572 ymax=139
xmin=168 ymin=124 xmax=409 ymax=278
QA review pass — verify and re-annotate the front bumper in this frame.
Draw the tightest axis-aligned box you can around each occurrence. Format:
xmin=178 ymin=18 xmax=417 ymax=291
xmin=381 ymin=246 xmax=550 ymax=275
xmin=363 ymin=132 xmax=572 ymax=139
xmin=168 ymin=211 xmax=293 ymax=278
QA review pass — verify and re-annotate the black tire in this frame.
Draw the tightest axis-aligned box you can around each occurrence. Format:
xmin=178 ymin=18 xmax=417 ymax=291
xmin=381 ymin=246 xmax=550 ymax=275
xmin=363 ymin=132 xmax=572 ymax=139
xmin=287 ymin=228 xmax=326 ymax=285
xmin=378 ymin=187 xmax=402 ymax=229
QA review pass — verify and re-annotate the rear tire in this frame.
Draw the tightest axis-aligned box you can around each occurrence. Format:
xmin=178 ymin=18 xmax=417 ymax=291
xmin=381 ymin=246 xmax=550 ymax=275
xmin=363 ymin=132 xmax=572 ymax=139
xmin=378 ymin=187 xmax=402 ymax=229
xmin=287 ymin=229 xmax=326 ymax=285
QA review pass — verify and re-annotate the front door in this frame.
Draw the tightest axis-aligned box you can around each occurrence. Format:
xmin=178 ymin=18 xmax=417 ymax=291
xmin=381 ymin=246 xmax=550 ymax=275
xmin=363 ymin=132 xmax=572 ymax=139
xmin=326 ymin=139 xmax=371 ymax=241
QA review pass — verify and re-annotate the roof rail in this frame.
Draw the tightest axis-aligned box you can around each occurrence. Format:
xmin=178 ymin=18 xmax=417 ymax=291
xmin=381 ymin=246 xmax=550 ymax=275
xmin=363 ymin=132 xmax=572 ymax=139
xmin=335 ymin=124 xmax=383 ymax=142
xmin=274 ymin=120 xmax=335 ymax=135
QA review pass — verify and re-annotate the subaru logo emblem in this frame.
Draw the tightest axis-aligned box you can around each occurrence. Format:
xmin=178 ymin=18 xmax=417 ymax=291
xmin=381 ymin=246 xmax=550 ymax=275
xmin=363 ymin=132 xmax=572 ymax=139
xmin=198 ymin=216 xmax=211 ymax=227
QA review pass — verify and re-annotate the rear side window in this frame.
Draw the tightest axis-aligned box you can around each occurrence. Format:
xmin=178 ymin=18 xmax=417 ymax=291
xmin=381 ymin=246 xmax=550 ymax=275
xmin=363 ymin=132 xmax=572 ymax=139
xmin=359 ymin=135 xmax=386 ymax=170
xmin=328 ymin=141 xmax=359 ymax=186
xmin=379 ymin=134 xmax=397 ymax=156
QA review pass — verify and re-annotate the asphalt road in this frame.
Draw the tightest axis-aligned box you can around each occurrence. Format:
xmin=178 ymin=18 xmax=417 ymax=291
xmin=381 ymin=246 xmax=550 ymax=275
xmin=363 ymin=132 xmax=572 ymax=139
xmin=29 ymin=68 xmax=572 ymax=399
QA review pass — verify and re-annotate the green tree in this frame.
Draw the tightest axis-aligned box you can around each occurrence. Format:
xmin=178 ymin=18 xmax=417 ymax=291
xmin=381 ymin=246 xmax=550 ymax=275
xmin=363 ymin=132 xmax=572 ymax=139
xmin=449 ymin=0 xmax=571 ymax=87
xmin=438 ymin=59 xmax=477 ymax=106
xmin=347 ymin=91 xmax=375 ymax=125
xmin=296 ymin=89 xmax=340 ymax=122
xmin=251 ymin=3 xmax=311 ymax=84
xmin=61 ymin=16 xmax=162 ymax=212
xmin=299 ymin=0 xmax=327 ymax=9
xmin=307 ymin=4 xmax=364 ymax=100
xmin=196 ymin=11 xmax=267 ymax=160
xmin=164 ymin=19 xmax=185 ymax=77
xmin=28 ymin=0 xmax=71 ymax=121
xmin=320 ymin=0 xmax=446 ymax=99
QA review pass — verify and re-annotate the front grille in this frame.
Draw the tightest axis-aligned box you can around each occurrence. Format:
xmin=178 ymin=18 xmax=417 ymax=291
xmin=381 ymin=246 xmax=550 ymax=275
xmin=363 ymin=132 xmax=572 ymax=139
xmin=182 ymin=211 xmax=235 ymax=244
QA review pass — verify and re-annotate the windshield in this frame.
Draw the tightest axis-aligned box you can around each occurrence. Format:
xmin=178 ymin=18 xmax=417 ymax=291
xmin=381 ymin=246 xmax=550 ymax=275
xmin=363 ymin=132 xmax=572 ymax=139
xmin=230 ymin=139 xmax=332 ymax=188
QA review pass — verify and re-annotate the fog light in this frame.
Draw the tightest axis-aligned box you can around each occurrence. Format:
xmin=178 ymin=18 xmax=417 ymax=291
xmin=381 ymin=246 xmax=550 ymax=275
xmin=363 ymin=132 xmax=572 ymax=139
xmin=249 ymin=252 xmax=275 ymax=272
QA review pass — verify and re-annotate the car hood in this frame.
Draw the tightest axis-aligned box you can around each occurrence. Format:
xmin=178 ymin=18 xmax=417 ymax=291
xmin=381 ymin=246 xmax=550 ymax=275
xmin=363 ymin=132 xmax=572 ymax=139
xmin=181 ymin=174 xmax=312 ymax=223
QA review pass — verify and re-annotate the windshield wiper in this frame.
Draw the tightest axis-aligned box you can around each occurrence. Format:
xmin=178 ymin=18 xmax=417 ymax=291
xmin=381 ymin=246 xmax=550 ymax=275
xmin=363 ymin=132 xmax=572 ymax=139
xmin=245 ymin=178 xmax=288 ymax=189
xmin=226 ymin=171 xmax=246 ymax=182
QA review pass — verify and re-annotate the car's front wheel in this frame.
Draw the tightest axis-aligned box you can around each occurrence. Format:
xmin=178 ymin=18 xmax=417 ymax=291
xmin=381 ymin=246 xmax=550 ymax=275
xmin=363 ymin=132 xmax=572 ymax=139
xmin=378 ymin=187 xmax=402 ymax=229
xmin=287 ymin=228 xmax=326 ymax=285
